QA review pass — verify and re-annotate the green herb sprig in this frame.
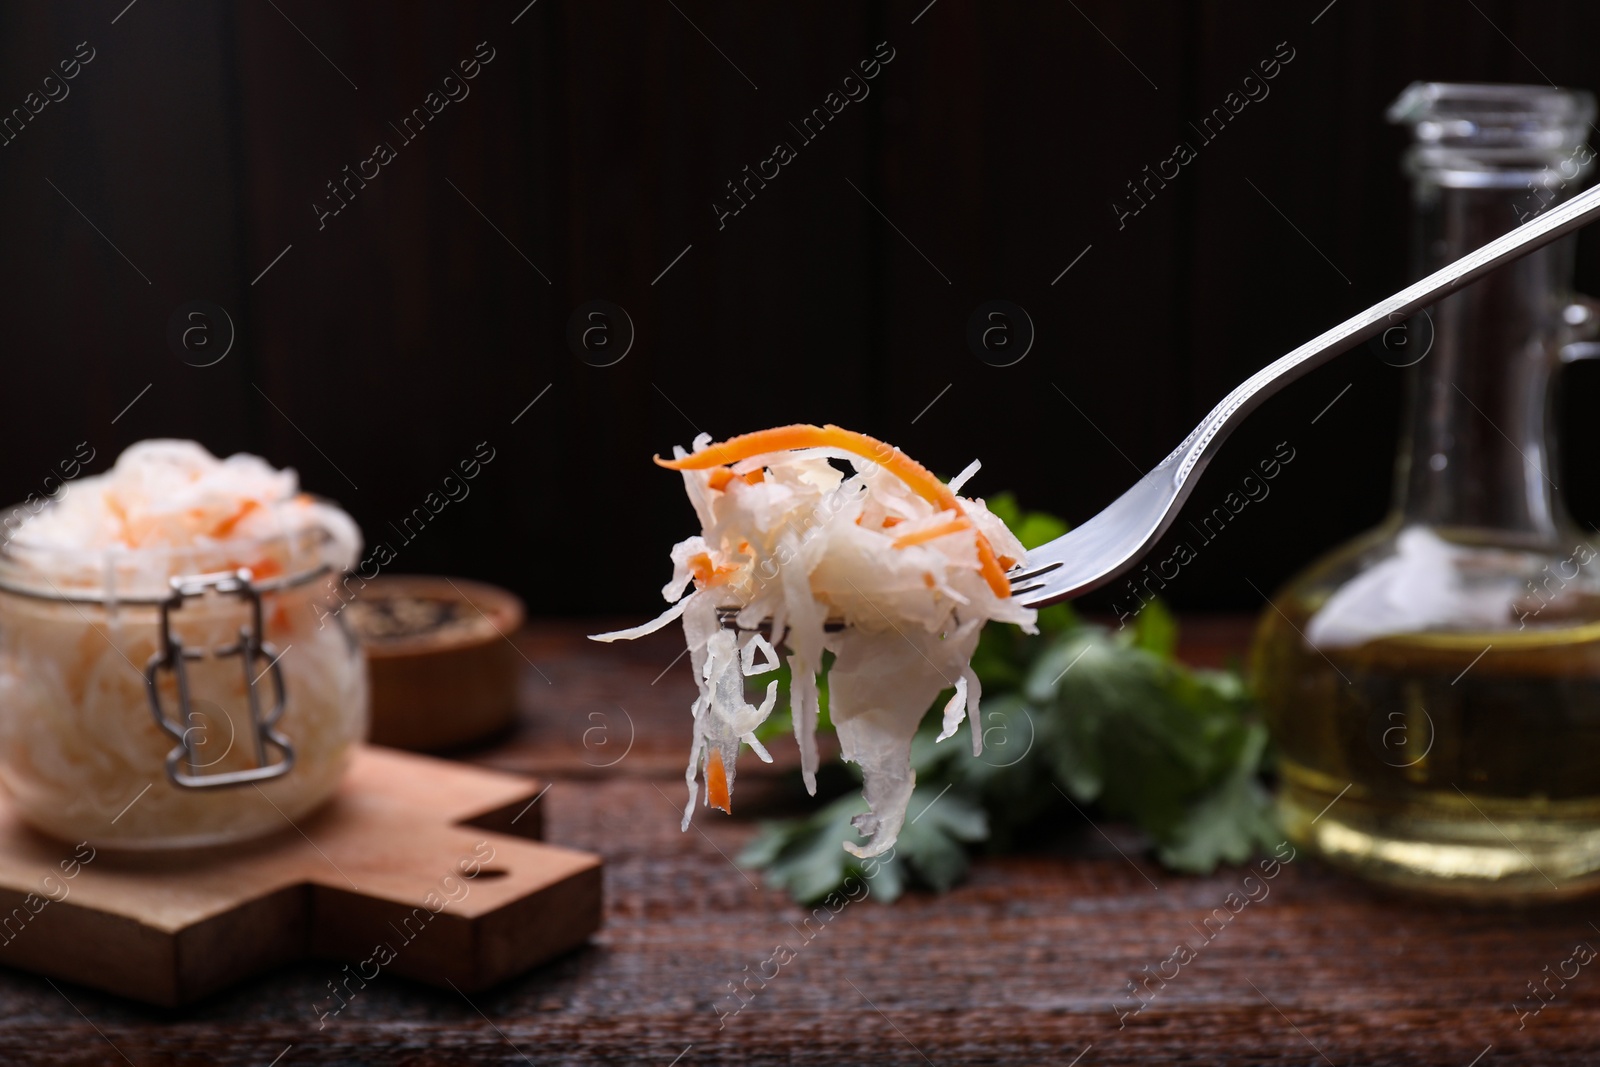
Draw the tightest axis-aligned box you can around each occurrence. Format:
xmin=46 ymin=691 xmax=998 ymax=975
xmin=740 ymin=494 xmax=1278 ymax=903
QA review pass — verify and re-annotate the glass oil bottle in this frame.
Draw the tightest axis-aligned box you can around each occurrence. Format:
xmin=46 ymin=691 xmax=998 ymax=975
xmin=1253 ymin=83 xmax=1600 ymax=900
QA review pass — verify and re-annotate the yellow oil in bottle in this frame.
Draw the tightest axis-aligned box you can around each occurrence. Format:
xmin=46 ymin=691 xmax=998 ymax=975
xmin=1252 ymin=82 xmax=1600 ymax=900
xmin=1255 ymin=603 xmax=1600 ymax=901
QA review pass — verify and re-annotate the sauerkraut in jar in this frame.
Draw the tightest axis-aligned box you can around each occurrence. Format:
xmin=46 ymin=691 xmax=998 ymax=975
xmin=0 ymin=440 xmax=367 ymax=848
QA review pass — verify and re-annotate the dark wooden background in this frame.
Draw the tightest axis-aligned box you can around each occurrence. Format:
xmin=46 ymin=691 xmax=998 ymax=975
xmin=5 ymin=0 xmax=1600 ymax=618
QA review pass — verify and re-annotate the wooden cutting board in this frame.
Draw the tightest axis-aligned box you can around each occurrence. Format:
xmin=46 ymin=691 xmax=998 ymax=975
xmin=0 ymin=746 xmax=602 ymax=1007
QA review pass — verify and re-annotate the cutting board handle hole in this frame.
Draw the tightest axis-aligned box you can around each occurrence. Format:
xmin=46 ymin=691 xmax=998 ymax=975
xmin=474 ymin=868 xmax=509 ymax=879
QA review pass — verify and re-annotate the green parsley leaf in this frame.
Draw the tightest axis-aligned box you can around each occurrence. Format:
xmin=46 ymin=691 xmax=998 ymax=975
xmin=738 ymin=495 xmax=1279 ymax=903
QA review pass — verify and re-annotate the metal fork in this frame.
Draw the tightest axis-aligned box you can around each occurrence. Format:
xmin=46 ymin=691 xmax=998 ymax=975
xmin=1008 ymin=182 xmax=1600 ymax=608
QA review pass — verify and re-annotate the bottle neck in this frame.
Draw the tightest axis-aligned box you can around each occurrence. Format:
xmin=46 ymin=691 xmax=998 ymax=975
xmin=1393 ymin=178 xmax=1575 ymax=542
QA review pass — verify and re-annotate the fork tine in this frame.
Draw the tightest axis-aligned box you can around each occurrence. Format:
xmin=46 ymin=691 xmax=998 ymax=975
xmin=1007 ymin=470 xmax=1181 ymax=608
xmin=1004 ymin=560 xmax=1064 ymax=584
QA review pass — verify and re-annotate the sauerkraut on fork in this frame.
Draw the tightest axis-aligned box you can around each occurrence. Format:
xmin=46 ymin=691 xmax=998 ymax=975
xmin=592 ymin=425 xmax=1036 ymax=858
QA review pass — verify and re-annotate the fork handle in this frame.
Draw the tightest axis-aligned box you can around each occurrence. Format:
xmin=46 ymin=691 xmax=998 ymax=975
xmin=1163 ymin=183 xmax=1600 ymax=488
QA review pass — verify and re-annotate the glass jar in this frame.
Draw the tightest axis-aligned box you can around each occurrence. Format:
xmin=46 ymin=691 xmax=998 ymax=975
xmin=1252 ymin=83 xmax=1600 ymax=900
xmin=0 ymin=522 xmax=367 ymax=849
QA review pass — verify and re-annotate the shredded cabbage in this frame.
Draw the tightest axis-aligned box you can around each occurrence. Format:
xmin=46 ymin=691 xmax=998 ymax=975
xmin=596 ymin=431 xmax=1036 ymax=858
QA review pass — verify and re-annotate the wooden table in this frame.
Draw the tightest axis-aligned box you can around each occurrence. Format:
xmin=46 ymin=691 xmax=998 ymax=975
xmin=1 ymin=617 xmax=1596 ymax=1066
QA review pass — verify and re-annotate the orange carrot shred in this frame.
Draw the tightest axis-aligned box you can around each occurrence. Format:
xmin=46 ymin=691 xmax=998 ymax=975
xmin=212 ymin=499 xmax=261 ymax=538
xmin=654 ymin=424 xmax=1012 ymax=598
xmin=742 ymin=468 xmax=765 ymax=484
xmin=656 ymin=424 xmax=959 ymax=511
xmin=881 ymin=516 xmax=904 ymax=528
xmin=974 ymin=536 xmax=1008 ymax=597
xmin=892 ymin=517 xmax=972 ymax=550
xmin=687 ymin=552 xmax=735 ymax=588
xmin=705 ymin=748 xmax=731 ymax=813
xmin=707 ymin=468 xmax=736 ymax=491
